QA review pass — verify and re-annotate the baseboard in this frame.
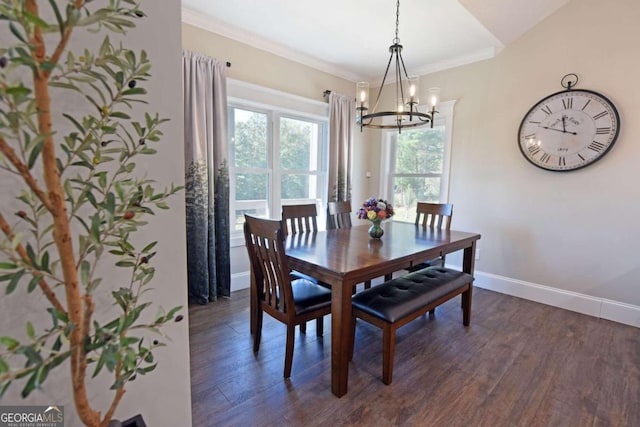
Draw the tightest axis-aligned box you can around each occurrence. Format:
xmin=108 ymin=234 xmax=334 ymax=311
xmin=232 ymin=268 xmax=640 ymax=328
xmin=468 ymin=269 xmax=640 ymax=328
xmin=231 ymin=271 xmax=251 ymax=293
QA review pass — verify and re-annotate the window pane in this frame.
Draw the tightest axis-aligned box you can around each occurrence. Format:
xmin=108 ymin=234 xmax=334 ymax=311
xmin=233 ymin=109 xmax=268 ymax=169
xmin=281 ymin=174 xmax=310 ymax=200
xmin=235 ymin=173 xmax=268 ymax=201
xmin=280 ymin=117 xmax=314 ymax=170
xmin=234 ymin=173 xmax=268 ymax=231
xmin=232 ymin=202 xmax=269 ymax=232
xmin=392 ymin=177 xmax=442 ymax=222
xmin=395 ymin=126 xmax=445 ymax=174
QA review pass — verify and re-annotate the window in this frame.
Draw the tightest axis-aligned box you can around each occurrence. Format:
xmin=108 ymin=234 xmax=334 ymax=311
xmin=227 ymin=82 xmax=328 ymax=243
xmin=382 ymin=100 xmax=455 ymax=222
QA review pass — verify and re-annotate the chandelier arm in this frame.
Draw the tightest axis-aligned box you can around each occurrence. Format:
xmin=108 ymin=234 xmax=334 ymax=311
xmin=396 ymin=50 xmax=404 ymax=109
xmin=394 ymin=51 xmax=404 ymax=130
xmin=398 ymin=50 xmax=411 ymax=83
xmin=371 ymin=51 xmax=395 ymax=114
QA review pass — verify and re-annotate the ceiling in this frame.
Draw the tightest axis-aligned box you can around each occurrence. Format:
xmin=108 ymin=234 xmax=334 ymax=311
xmin=181 ymin=0 xmax=569 ymax=84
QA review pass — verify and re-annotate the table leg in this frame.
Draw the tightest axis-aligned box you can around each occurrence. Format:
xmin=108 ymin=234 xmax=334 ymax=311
xmin=462 ymin=241 xmax=477 ymax=275
xmin=331 ymin=280 xmax=354 ymax=397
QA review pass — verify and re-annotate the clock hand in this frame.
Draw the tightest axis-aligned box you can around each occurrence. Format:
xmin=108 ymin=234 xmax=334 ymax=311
xmin=541 ymin=125 xmax=577 ymax=135
xmin=561 ymin=115 xmax=567 ymax=132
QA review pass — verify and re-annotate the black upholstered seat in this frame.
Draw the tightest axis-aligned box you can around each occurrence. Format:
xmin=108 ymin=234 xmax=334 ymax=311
xmin=352 ymin=267 xmax=472 ymax=323
xmin=291 ymin=279 xmax=332 ymax=315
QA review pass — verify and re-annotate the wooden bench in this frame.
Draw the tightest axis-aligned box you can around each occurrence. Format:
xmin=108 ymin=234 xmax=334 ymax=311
xmin=350 ymin=266 xmax=473 ymax=385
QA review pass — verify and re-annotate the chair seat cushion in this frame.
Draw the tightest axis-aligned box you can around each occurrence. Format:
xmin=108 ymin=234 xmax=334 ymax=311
xmin=352 ymin=267 xmax=473 ymax=323
xmin=292 ymin=279 xmax=332 ymax=315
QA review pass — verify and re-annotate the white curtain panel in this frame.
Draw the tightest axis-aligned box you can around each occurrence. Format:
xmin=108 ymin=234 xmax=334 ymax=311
xmin=182 ymin=50 xmax=231 ymax=304
xmin=328 ymin=92 xmax=355 ymax=203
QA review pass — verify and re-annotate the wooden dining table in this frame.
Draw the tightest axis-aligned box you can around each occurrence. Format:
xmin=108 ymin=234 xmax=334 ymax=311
xmin=282 ymin=221 xmax=481 ymax=397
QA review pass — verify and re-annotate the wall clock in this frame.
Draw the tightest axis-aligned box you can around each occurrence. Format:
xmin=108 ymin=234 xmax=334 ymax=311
xmin=518 ymin=74 xmax=620 ymax=172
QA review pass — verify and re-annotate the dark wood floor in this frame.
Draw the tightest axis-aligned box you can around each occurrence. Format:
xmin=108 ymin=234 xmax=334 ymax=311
xmin=189 ymin=286 xmax=640 ymax=427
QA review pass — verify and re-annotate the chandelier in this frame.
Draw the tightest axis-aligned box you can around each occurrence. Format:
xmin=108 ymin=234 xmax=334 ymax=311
xmin=356 ymin=0 xmax=440 ymax=132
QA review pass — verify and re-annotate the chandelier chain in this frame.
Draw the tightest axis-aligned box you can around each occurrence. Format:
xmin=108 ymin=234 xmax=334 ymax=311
xmin=394 ymin=0 xmax=400 ymax=44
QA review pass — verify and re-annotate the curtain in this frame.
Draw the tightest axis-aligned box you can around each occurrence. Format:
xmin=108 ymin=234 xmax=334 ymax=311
xmin=182 ymin=50 xmax=231 ymax=304
xmin=327 ymin=92 xmax=355 ymax=204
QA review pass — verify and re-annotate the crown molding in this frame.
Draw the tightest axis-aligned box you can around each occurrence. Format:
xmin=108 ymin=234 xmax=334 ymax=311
xmin=181 ymin=7 xmax=364 ymax=83
xmin=412 ymin=46 xmax=503 ymax=77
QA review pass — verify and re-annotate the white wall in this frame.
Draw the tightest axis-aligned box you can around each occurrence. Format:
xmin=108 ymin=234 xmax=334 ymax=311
xmin=0 ymin=1 xmax=192 ymax=425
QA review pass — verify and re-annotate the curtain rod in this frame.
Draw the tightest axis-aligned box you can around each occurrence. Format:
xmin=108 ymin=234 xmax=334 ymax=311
xmin=323 ymin=90 xmax=331 ymax=97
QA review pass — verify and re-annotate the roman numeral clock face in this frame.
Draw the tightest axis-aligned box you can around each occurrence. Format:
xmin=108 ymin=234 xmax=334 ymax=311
xmin=518 ymin=89 xmax=620 ymax=171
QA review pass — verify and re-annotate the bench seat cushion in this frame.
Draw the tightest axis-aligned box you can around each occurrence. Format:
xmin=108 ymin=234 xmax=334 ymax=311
xmin=352 ymin=267 xmax=473 ymax=323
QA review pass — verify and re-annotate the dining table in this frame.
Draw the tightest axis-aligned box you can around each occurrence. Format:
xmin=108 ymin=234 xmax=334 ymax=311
xmin=278 ymin=221 xmax=481 ymax=397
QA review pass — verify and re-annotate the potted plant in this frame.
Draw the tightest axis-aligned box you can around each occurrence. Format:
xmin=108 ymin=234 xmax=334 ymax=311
xmin=0 ymin=1 xmax=182 ymax=426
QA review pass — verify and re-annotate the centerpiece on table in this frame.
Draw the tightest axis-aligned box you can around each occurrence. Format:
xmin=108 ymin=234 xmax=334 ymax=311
xmin=357 ymin=197 xmax=395 ymax=238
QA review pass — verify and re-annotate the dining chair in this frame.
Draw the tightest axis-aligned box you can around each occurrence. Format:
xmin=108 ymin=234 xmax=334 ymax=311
xmin=281 ymin=203 xmax=318 ymax=236
xmin=281 ymin=203 xmax=326 ymax=332
xmin=407 ymin=202 xmax=453 ymax=272
xmin=244 ymin=215 xmax=331 ymax=378
xmin=327 ymin=200 xmax=352 ymax=230
xmin=327 ymin=201 xmax=371 ymax=290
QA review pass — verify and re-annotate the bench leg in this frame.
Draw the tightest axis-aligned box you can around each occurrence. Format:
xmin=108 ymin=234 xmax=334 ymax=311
xmin=382 ymin=323 xmax=396 ymax=385
xmin=316 ymin=316 xmax=324 ymax=337
xmin=462 ymin=284 xmax=473 ymax=326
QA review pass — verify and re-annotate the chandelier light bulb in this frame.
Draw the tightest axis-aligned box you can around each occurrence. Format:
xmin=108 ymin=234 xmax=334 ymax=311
xmin=356 ymin=81 xmax=370 ymax=110
xmin=428 ymin=87 xmax=441 ymax=108
xmin=408 ymin=76 xmax=419 ymax=103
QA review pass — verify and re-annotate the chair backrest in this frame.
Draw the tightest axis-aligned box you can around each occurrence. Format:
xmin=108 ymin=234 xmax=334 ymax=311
xmin=327 ymin=200 xmax=352 ymax=230
xmin=415 ymin=202 xmax=453 ymax=230
xmin=244 ymin=215 xmax=294 ymax=319
xmin=281 ymin=203 xmax=318 ymax=235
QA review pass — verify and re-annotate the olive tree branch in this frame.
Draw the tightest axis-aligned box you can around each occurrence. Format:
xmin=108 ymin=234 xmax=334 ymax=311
xmin=0 ymin=137 xmax=54 ymax=212
xmin=0 ymin=212 xmax=64 ymax=312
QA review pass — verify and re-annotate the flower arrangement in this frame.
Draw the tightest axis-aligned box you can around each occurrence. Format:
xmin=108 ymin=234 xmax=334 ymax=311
xmin=357 ymin=197 xmax=395 ymax=222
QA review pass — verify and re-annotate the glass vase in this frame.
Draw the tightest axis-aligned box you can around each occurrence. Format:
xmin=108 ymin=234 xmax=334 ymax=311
xmin=368 ymin=219 xmax=384 ymax=238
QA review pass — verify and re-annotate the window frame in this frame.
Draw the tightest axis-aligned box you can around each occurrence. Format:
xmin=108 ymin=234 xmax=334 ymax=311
xmin=227 ymin=80 xmax=329 ymax=247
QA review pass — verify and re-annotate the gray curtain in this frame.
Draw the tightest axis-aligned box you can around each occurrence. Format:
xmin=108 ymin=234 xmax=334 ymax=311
xmin=328 ymin=92 xmax=355 ymax=203
xmin=183 ymin=50 xmax=231 ymax=304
